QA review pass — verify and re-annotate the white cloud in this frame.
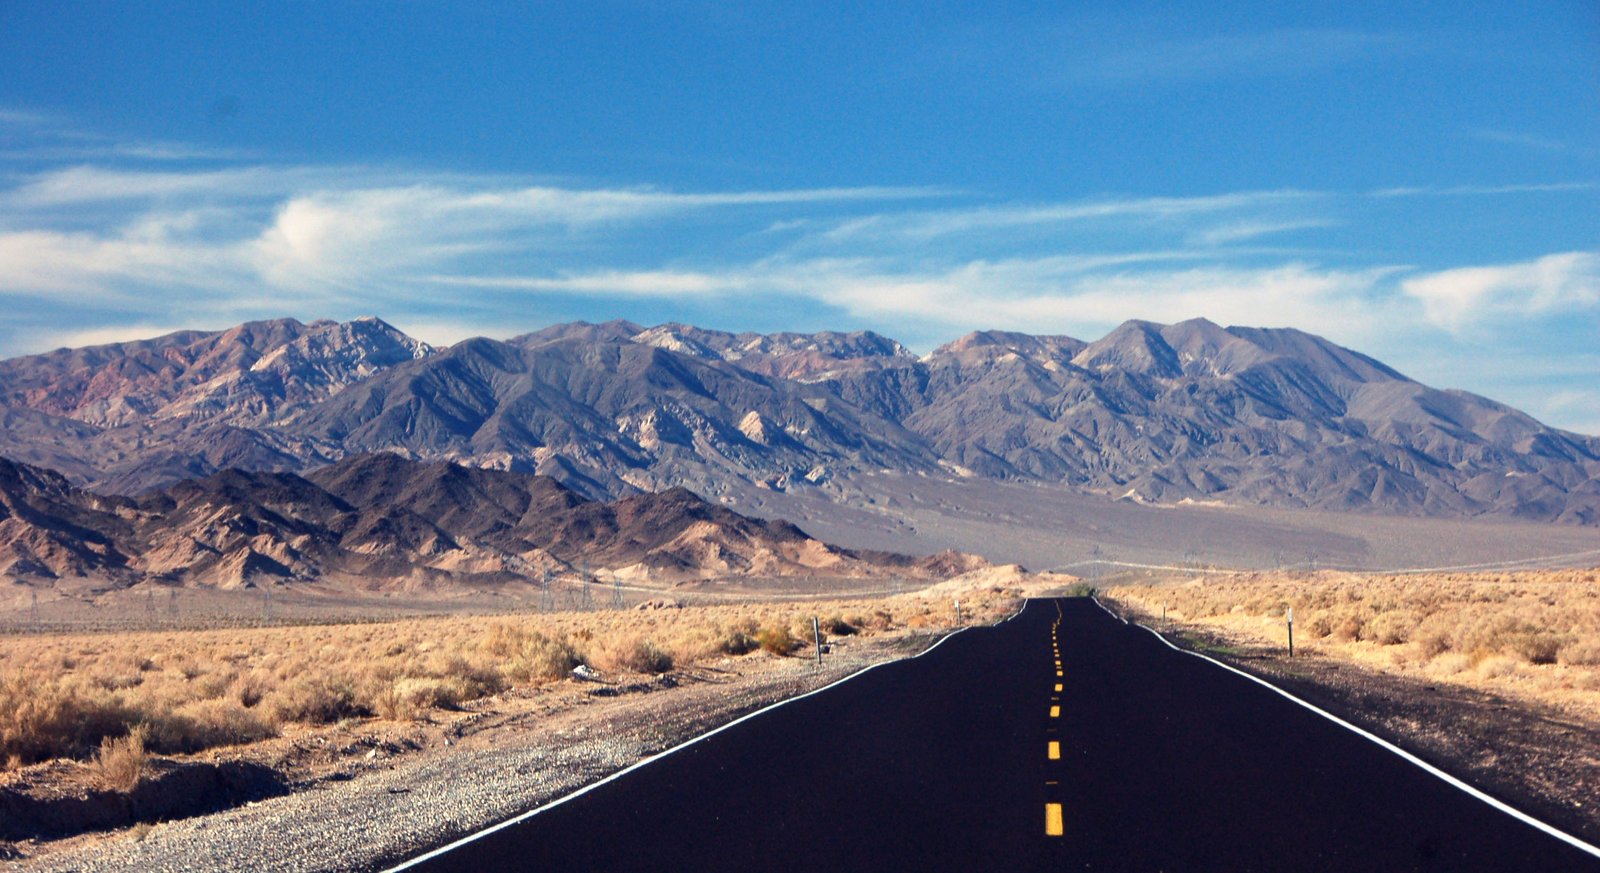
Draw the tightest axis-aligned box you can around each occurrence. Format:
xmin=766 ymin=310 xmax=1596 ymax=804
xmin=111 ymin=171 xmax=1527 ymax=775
xmin=1469 ymin=129 xmax=1593 ymax=157
xmin=32 ymin=323 xmax=199 ymax=351
xmin=0 ymin=167 xmax=942 ymax=302
xmin=5 ymin=165 xmax=297 ymax=206
xmin=1369 ymin=182 xmax=1598 ymax=199
xmin=0 ymin=229 xmax=247 ymax=297
xmin=820 ymin=189 xmax=1315 ymax=242
xmin=1401 ymin=251 xmax=1600 ymax=331
xmin=1191 ymin=219 xmax=1337 ymax=246
xmin=430 ymin=257 xmax=1411 ymax=349
xmin=424 ymin=270 xmax=744 ymax=297
xmin=1079 ymin=29 xmax=1415 ymax=85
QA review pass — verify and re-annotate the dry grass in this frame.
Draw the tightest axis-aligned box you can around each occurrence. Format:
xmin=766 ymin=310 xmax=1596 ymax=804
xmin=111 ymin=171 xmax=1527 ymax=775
xmin=1107 ymin=568 xmax=1600 ymax=720
xmin=0 ymin=586 xmax=1020 ymax=769
xmin=91 ymin=725 xmax=148 ymax=792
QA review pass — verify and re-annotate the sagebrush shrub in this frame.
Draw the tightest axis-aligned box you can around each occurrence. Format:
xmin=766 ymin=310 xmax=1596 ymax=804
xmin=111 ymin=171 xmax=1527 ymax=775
xmin=92 ymin=725 xmax=147 ymax=792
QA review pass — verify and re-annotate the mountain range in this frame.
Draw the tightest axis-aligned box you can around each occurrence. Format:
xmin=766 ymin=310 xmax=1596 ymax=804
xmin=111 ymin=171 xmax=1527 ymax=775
xmin=0 ymin=452 xmax=976 ymax=593
xmin=1 ymin=315 xmax=1595 ymax=527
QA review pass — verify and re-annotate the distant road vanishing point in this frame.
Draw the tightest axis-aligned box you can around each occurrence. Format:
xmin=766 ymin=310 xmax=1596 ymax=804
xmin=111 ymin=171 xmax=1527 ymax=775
xmin=391 ymin=599 xmax=1600 ymax=872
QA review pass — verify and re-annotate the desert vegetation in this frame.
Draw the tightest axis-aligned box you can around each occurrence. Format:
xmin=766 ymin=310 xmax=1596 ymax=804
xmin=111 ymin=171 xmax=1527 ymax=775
xmin=1106 ymin=568 xmax=1600 ymax=719
xmin=0 ymin=588 xmax=1016 ymax=776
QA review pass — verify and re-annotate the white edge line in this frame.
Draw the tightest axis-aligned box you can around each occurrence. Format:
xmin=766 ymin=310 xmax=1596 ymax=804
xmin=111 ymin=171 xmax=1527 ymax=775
xmin=1090 ymin=596 xmax=1600 ymax=860
xmin=383 ymin=600 xmax=1030 ymax=871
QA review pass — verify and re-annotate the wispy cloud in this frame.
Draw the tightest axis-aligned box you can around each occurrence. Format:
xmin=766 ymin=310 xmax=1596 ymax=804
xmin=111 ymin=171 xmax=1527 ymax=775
xmin=425 ymin=257 xmax=1412 ymax=350
xmin=1370 ymin=181 xmax=1598 ymax=198
xmin=33 ymin=323 xmax=201 ymax=351
xmin=1401 ymin=251 xmax=1600 ymax=332
xmin=1470 ymin=128 xmax=1595 ymax=158
xmin=1073 ymin=28 xmax=1417 ymax=86
xmin=1190 ymin=219 xmax=1338 ymax=246
xmin=0 ymin=107 xmax=52 ymax=127
xmin=0 ymin=164 xmax=944 ymax=303
xmin=818 ymin=189 xmax=1316 ymax=244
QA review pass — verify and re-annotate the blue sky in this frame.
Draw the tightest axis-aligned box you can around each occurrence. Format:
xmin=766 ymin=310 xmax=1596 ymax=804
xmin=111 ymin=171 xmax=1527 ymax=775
xmin=0 ymin=2 xmax=1596 ymax=432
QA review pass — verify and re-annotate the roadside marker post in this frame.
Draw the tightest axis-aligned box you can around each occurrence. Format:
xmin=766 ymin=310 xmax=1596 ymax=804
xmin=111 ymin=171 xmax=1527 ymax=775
xmin=1287 ymin=607 xmax=1295 ymax=658
xmin=954 ymin=598 xmax=962 ymax=625
xmin=812 ymin=617 xmax=823 ymax=668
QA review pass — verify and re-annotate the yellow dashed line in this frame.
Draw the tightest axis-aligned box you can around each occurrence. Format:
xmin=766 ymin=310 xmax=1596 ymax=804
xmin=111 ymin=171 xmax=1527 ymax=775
xmin=1048 ymin=741 xmax=1060 ymax=760
xmin=1054 ymin=683 xmax=1063 ymax=692
xmin=1050 ymin=705 xmax=1060 ymax=718
xmin=1046 ymin=803 xmax=1064 ymax=836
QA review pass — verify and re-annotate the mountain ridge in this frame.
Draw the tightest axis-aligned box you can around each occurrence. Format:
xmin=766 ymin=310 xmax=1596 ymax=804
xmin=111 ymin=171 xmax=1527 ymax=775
xmin=0 ymin=452 xmax=974 ymax=592
xmin=0 ymin=315 xmax=1594 ymax=526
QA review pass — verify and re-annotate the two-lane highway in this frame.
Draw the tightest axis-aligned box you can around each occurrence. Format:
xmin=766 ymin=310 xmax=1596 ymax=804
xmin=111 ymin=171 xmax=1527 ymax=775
xmin=395 ymin=598 xmax=1598 ymax=871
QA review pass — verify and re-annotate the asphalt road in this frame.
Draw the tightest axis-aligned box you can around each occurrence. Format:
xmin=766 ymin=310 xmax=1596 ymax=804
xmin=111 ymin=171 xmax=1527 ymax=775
xmin=397 ymin=598 xmax=1598 ymax=872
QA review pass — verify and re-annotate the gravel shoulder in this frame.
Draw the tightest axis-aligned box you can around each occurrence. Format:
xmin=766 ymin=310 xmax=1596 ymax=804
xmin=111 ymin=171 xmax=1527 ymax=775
xmin=2 ymin=632 xmax=944 ymax=873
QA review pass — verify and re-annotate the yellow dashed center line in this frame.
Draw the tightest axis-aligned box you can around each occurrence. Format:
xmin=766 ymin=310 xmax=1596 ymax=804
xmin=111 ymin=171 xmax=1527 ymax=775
xmin=1045 ymin=606 xmax=1068 ymax=840
xmin=1046 ymin=803 xmax=1064 ymax=836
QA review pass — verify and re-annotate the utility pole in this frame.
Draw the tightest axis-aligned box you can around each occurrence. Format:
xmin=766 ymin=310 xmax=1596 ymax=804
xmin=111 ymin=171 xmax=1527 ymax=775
xmin=30 ymin=589 xmax=39 ymax=625
xmin=580 ymin=565 xmax=593 ymax=612
xmin=611 ymin=576 xmax=624 ymax=610
xmin=539 ymin=570 xmax=553 ymax=613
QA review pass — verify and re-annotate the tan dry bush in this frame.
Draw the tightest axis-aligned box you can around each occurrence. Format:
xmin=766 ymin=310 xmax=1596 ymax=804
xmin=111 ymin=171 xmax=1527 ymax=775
xmin=593 ymin=636 xmax=673 ymax=674
xmin=1507 ymin=632 xmax=1564 ymax=666
xmin=719 ymin=620 xmax=760 ymax=655
xmin=1428 ymin=653 xmax=1473 ymax=676
xmin=1560 ymin=639 xmax=1600 ymax=667
xmin=1367 ymin=611 xmax=1416 ymax=646
xmin=0 ymin=676 xmax=135 ymax=764
xmin=91 ymin=724 xmax=148 ymax=792
xmin=503 ymin=632 xmax=581 ymax=684
xmin=267 ymin=674 xmax=369 ymax=725
xmin=756 ymin=626 xmax=798 ymax=657
xmin=389 ymin=677 xmax=462 ymax=714
xmin=172 ymin=699 xmax=277 ymax=748
xmin=1478 ymin=655 xmax=1525 ymax=680
xmin=434 ymin=656 xmax=506 ymax=699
